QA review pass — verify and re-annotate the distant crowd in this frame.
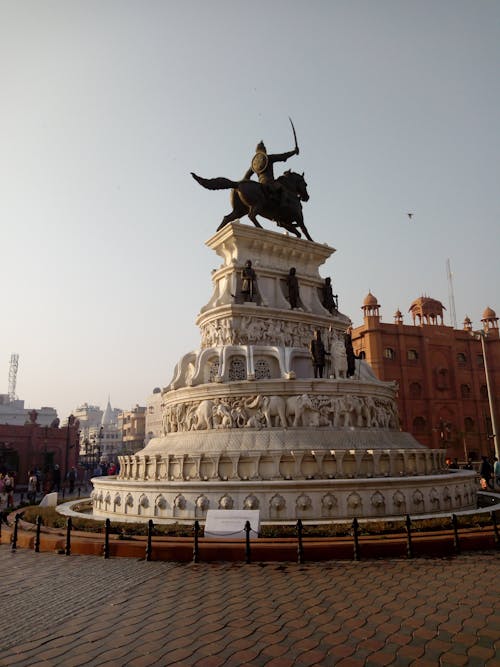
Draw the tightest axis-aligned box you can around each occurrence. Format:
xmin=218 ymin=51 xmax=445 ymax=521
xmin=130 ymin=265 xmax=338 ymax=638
xmin=0 ymin=460 xmax=119 ymax=511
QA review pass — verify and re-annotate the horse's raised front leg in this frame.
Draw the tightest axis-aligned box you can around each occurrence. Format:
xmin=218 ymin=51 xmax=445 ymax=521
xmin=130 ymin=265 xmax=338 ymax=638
xmin=248 ymin=207 xmax=264 ymax=228
xmin=217 ymin=210 xmax=241 ymax=231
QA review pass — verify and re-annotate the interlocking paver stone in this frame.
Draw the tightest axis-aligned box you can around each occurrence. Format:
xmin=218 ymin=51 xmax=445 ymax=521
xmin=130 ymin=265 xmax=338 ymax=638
xmin=0 ymin=546 xmax=499 ymax=666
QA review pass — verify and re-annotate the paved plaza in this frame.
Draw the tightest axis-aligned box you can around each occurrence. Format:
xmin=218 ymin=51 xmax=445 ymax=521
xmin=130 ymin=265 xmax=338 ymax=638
xmin=0 ymin=544 xmax=498 ymax=666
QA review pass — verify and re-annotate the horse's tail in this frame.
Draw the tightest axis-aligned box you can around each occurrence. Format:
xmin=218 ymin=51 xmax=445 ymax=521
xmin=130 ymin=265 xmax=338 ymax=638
xmin=191 ymin=173 xmax=239 ymax=191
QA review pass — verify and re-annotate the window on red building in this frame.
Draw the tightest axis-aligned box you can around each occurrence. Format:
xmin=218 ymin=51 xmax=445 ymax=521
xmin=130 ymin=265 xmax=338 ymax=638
xmin=464 ymin=417 xmax=474 ymax=433
xmin=413 ymin=416 xmax=426 ymax=432
xmin=410 ymin=382 xmax=422 ymax=398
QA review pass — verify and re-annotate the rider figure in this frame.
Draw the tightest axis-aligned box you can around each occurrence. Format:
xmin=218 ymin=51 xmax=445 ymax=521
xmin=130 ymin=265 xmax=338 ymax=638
xmin=244 ymin=140 xmax=299 ymax=208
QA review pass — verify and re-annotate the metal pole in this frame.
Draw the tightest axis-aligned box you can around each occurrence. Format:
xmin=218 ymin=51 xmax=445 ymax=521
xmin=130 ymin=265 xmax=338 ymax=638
xmin=11 ymin=513 xmax=20 ymax=551
xmin=352 ymin=518 xmax=360 ymax=561
xmin=103 ymin=518 xmax=110 ymax=559
xmin=479 ymin=333 xmax=500 ymax=460
xmin=296 ymin=519 xmax=304 ymax=564
xmin=65 ymin=517 xmax=72 ymax=556
xmin=405 ymin=514 xmax=413 ymax=559
xmin=146 ymin=519 xmax=153 ymax=561
xmin=34 ymin=515 xmax=42 ymax=552
xmin=244 ymin=521 xmax=251 ymax=564
xmin=193 ymin=520 xmax=200 ymax=563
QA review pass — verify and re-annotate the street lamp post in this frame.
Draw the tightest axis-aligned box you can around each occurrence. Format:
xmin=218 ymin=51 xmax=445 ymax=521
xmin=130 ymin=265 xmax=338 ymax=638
xmin=475 ymin=331 xmax=499 ymax=460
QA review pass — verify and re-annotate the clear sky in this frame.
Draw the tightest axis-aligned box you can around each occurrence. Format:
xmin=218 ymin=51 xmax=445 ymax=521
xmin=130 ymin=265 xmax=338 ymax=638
xmin=1 ymin=1 xmax=499 ymax=420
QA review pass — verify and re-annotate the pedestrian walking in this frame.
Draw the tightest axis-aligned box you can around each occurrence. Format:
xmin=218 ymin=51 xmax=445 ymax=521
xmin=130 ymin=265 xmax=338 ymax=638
xmin=479 ymin=456 xmax=493 ymax=490
xmin=3 ymin=472 xmax=14 ymax=507
xmin=27 ymin=470 xmax=38 ymax=504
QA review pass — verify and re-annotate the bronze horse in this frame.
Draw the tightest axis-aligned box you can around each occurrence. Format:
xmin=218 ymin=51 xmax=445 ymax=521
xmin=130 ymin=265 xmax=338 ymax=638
xmin=191 ymin=170 xmax=313 ymax=241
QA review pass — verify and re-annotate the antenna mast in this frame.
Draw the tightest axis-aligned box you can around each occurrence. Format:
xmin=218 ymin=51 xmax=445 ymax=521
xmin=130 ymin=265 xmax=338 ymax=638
xmin=446 ymin=259 xmax=457 ymax=329
xmin=8 ymin=354 xmax=19 ymax=403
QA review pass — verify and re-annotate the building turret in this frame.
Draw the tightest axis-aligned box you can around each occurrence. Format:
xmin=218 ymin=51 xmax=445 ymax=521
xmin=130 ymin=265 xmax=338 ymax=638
xmin=481 ymin=306 xmax=499 ymax=338
xmin=409 ymin=296 xmax=445 ymax=326
xmin=394 ymin=308 xmax=403 ymax=325
xmin=361 ymin=291 xmax=380 ymax=320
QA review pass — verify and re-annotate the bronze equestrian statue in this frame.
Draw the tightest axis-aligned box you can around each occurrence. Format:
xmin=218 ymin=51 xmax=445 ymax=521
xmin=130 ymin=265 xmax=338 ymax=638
xmin=191 ymin=119 xmax=313 ymax=241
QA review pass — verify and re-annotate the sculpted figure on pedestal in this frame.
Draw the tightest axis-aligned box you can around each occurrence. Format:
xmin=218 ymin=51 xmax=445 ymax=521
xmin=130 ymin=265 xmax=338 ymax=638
xmin=330 ymin=335 xmax=348 ymax=379
xmin=240 ymin=260 xmax=257 ymax=302
xmin=310 ymin=329 xmax=328 ymax=378
xmin=286 ymin=267 xmax=300 ymax=309
xmin=322 ymin=277 xmax=338 ymax=314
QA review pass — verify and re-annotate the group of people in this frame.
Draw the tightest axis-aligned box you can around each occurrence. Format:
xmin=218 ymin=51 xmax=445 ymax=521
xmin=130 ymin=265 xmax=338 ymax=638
xmin=0 ymin=463 xmax=119 ymax=511
xmin=479 ymin=456 xmax=500 ymax=490
xmin=449 ymin=456 xmax=500 ymax=490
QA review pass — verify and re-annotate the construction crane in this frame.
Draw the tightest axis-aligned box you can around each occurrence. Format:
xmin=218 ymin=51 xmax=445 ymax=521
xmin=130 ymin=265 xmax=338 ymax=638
xmin=8 ymin=353 xmax=19 ymax=403
xmin=446 ymin=259 xmax=457 ymax=330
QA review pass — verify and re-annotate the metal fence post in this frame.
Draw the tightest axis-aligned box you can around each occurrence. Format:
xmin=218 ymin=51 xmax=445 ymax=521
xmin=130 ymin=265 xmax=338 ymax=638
xmin=34 ymin=515 xmax=42 ymax=553
xmin=193 ymin=520 xmax=200 ymax=563
xmin=103 ymin=518 xmax=111 ymax=559
xmin=405 ymin=514 xmax=413 ymax=559
xmin=296 ymin=519 xmax=304 ymax=564
xmin=65 ymin=517 xmax=72 ymax=556
xmin=244 ymin=520 xmax=251 ymax=564
xmin=11 ymin=513 xmax=20 ymax=551
xmin=146 ymin=519 xmax=153 ymax=561
xmin=352 ymin=517 xmax=360 ymax=561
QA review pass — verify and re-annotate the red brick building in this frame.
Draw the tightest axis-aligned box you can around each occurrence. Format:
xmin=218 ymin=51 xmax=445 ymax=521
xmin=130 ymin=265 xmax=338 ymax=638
xmin=351 ymin=294 xmax=500 ymax=462
xmin=0 ymin=413 xmax=80 ymax=490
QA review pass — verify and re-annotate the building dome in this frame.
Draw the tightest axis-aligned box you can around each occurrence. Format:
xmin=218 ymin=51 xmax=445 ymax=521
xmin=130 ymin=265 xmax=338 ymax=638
xmin=363 ymin=291 xmax=378 ymax=307
xmin=463 ymin=315 xmax=472 ymax=331
xmin=482 ymin=306 xmax=497 ymax=320
xmin=393 ymin=309 xmax=403 ymax=324
xmin=361 ymin=291 xmax=380 ymax=318
xmin=481 ymin=305 xmax=498 ymax=332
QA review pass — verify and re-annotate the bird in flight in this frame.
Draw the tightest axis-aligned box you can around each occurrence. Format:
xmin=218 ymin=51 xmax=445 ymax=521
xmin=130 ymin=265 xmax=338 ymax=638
xmin=407 ymin=213 xmax=414 ymax=220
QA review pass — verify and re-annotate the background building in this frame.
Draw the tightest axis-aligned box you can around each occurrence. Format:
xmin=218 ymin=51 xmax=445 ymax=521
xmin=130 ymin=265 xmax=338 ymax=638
xmin=0 ymin=411 xmax=79 ymax=488
xmin=77 ymin=399 xmax=122 ymax=470
xmin=0 ymin=395 xmax=58 ymax=427
xmin=145 ymin=387 xmax=163 ymax=445
xmin=351 ymin=294 xmax=500 ymax=461
xmin=118 ymin=405 xmax=146 ymax=454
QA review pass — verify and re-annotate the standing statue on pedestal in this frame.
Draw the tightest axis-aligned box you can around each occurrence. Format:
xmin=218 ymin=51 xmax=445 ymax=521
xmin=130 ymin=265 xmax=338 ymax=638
xmin=286 ymin=267 xmax=300 ymax=309
xmin=344 ymin=328 xmax=357 ymax=378
xmin=240 ymin=260 xmax=257 ymax=302
xmin=322 ymin=277 xmax=338 ymax=314
xmin=191 ymin=118 xmax=313 ymax=241
xmin=310 ymin=329 xmax=328 ymax=378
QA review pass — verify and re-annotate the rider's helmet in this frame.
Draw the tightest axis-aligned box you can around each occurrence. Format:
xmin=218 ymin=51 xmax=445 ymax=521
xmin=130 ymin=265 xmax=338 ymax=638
xmin=256 ymin=141 xmax=267 ymax=153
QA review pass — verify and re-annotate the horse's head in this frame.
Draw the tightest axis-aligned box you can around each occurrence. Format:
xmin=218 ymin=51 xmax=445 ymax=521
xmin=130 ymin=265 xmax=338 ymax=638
xmin=281 ymin=170 xmax=309 ymax=202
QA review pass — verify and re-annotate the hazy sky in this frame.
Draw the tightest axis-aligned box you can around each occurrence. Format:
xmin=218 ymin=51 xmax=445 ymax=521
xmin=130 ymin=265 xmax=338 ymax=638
xmin=1 ymin=1 xmax=499 ymax=419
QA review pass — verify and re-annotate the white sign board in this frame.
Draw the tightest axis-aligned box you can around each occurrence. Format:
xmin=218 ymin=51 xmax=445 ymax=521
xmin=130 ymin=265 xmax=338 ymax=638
xmin=39 ymin=492 xmax=58 ymax=507
xmin=205 ymin=510 xmax=260 ymax=538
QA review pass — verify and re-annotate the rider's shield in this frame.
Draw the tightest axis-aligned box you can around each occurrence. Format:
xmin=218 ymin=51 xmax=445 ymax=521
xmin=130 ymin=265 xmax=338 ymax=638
xmin=251 ymin=151 xmax=269 ymax=175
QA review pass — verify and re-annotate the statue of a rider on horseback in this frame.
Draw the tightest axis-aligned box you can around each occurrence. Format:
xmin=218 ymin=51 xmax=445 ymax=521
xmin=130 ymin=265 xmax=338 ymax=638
xmin=191 ymin=119 xmax=313 ymax=241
